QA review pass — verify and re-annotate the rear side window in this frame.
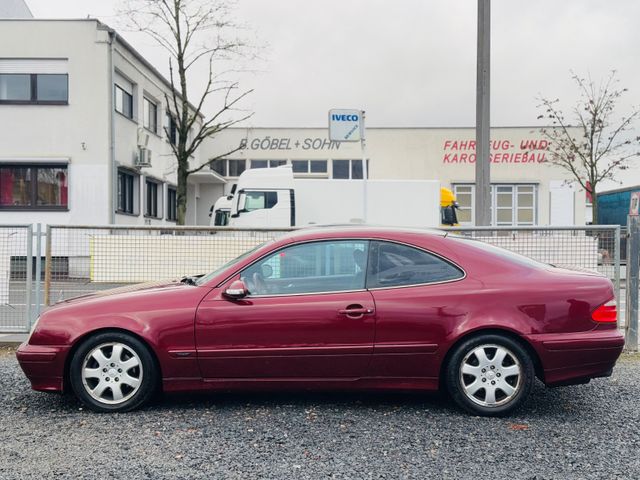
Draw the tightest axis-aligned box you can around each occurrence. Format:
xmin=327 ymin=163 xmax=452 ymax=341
xmin=367 ymin=241 xmax=464 ymax=288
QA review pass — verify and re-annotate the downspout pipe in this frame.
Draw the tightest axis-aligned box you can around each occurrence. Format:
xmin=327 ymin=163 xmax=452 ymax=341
xmin=108 ymin=29 xmax=117 ymax=224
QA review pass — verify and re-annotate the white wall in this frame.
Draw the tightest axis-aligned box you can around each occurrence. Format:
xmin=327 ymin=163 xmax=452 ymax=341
xmin=0 ymin=20 xmax=112 ymax=226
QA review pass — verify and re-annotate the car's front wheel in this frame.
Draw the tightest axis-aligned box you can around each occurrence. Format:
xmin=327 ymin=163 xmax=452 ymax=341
xmin=445 ymin=334 xmax=534 ymax=416
xmin=69 ymin=331 xmax=158 ymax=413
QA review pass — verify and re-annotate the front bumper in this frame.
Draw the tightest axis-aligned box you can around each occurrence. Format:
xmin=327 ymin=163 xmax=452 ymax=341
xmin=16 ymin=342 xmax=68 ymax=392
xmin=524 ymin=328 xmax=625 ymax=387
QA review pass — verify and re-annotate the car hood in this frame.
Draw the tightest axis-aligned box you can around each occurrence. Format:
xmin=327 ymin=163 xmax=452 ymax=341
xmin=53 ymin=279 xmax=190 ymax=307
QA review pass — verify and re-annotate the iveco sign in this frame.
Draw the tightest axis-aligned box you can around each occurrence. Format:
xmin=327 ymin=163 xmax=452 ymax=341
xmin=328 ymin=108 xmax=364 ymax=142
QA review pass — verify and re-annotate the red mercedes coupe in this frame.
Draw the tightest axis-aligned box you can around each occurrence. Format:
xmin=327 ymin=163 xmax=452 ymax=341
xmin=17 ymin=227 xmax=624 ymax=416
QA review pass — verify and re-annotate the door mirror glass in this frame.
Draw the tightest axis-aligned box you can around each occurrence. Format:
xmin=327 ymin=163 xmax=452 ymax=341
xmin=223 ymin=279 xmax=248 ymax=299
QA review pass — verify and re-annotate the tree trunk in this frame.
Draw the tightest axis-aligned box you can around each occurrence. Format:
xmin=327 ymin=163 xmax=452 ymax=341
xmin=176 ymin=160 xmax=189 ymax=225
xmin=591 ymin=185 xmax=598 ymax=225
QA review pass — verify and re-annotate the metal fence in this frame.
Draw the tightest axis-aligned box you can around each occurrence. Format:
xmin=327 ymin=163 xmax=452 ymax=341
xmin=0 ymin=223 xmax=625 ymax=334
xmin=43 ymin=225 xmax=293 ymax=306
xmin=0 ymin=225 xmax=33 ymax=332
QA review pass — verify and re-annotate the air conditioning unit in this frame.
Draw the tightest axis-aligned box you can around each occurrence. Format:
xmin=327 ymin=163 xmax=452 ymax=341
xmin=135 ymin=148 xmax=152 ymax=167
xmin=137 ymin=128 xmax=150 ymax=148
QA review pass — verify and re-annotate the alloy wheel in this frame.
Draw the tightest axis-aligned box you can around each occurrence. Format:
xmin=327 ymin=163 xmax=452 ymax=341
xmin=81 ymin=342 xmax=144 ymax=405
xmin=459 ymin=344 xmax=522 ymax=407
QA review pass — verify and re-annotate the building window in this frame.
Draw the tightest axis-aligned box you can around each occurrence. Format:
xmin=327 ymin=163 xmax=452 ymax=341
xmin=143 ymin=97 xmax=158 ymax=133
xmin=115 ymin=84 xmax=133 ymax=119
xmin=228 ymin=159 xmax=246 ymax=177
xmin=167 ymin=187 xmax=177 ymax=221
xmin=331 ymin=159 xmax=367 ymax=179
xmin=292 ymin=160 xmax=328 ymax=176
xmin=453 ymin=185 xmax=474 ymax=225
xmin=117 ymin=169 xmax=137 ymax=215
xmin=453 ymin=184 xmax=537 ymax=226
xmin=0 ymin=164 xmax=68 ymax=210
xmin=251 ymin=160 xmax=268 ymax=169
xmin=211 ymin=159 xmax=226 ymax=176
xmin=165 ymin=112 xmax=177 ymax=144
xmin=249 ymin=159 xmax=287 ymax=170
xmin=0 ymin=74 xmax=68 ymax=104
xmin=145 ymin=179 xmax=162 ymax=218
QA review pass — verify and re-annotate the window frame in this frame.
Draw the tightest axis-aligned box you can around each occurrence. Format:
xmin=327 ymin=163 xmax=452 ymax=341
xmin=166 ymin=186 xmax=177 ymax=222
xmin=116 ymin=168 xmax=138 ymax=215
xmin=0 ymin=73 xmax=69 ymax=105
xmin=331 ymin=159 xmax=368 ymax=179
xmin=0 ymin=163 xmax=69 ymax=211
xmin=143 ymin=96 xmax=158 ymax=133
xmin=365 ymin=240 xmax=466 ymax=291
xmin=453 ymin=183 xmax=538 ymax=227
xmin=292 ymin=159 xmax=328 ymax=177
xmin=235 ymin=239 xmax=371 ymax=297
xmin=144 ymin=177 xmax=162 ymax=219
xmin=114 ymin=83 xmax=133 ymax=119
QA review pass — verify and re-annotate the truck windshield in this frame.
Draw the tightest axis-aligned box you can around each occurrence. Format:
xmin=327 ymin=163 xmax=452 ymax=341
xmin=195 ymin=242 xmax=269 ymax=286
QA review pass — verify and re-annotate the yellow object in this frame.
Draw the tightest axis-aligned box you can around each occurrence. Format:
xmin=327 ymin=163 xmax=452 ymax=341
xmin=440 ymin=187 xmax=459 ymax=226
xmin=440 ymin=187 xmax=456 ymax=208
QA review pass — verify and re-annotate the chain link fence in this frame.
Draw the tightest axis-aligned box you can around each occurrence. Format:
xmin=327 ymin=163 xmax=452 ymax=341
xmin=0 ymin=224 xmax=623 ymax=333
xmin=43 ymin=226 xmax=293 ymax=305
xmin=0 ymin=225 xmax=33 ymax=332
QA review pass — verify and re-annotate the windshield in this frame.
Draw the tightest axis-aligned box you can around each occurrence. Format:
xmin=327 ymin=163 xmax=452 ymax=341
xmin=448 ymin=235 xmax=549 ymax=270
xmin=195 ymin=241 xmax=269 ymax=286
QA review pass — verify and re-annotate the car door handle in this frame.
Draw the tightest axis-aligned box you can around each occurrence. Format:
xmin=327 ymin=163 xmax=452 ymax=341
xmin=338 ymin=306 xmax=375 ymax=316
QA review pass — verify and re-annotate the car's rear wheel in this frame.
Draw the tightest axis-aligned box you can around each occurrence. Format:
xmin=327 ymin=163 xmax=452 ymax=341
xmin=69 ymin=331 xmax=158 ymax=413
xmin=445 ymin=334 xmax=534 ymax=416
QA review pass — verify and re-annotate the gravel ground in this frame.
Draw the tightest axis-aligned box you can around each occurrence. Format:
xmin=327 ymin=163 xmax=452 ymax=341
xmin=1 ymin=347 xmax=639 ymax=480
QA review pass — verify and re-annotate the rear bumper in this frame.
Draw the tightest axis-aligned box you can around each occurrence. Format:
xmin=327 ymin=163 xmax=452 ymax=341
xmin=524 ymin=329 xmax=625 ymax=387
xmin=16 ymin=342 xmax=68 ymax=392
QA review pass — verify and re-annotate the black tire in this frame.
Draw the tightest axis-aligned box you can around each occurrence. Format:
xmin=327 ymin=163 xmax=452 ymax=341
xmin=69 ymin=331 xmax=158 ymax=413
xmin=445 ymin=334 xmax=534 ymax=416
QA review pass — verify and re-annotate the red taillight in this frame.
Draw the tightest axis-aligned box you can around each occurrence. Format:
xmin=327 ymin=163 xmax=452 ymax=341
xmin=592 ymin=299 xmax=617 ymax=323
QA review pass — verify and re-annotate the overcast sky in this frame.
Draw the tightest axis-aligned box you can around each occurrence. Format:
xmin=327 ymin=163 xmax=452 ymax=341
xmin=26 ymin=0 xmax=640 ymax=129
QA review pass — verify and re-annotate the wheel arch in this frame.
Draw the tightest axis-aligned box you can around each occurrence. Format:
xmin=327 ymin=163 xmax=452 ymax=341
xmin=63 ymin=327 xmax=163 ymax=394
xmin=438 ymin=327 xmax=544 ymax=389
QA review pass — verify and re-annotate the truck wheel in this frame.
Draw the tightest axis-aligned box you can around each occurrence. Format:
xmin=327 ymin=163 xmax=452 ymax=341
xmin=445 ymin=334 xmax=534 ymax=416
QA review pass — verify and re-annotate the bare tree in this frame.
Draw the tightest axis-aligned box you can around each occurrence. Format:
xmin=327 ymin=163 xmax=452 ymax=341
xmin=119 ymin=0 xmax=253 ymax=224
xmin=538 ymin=71 xmax=640 ymax=224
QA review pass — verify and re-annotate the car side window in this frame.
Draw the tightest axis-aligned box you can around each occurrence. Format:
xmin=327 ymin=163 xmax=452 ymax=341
xmin=366 ymin=241 xmax=463 ymax=288
xmin=240 ymin=240 xmax=369 ymax=296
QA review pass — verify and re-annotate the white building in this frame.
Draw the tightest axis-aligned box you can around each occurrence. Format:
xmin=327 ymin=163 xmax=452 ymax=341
xmin=0 ymin=18 xmax=225 ymax=227
xmin=204 ymin=127 xmax=587 ymax=226
xmin=0 ymin=18 xmax=587 ymax=228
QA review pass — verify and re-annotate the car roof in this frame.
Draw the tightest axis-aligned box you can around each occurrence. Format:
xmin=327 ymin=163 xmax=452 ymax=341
xmin=277 ymin=225 xmax=447 ymax=243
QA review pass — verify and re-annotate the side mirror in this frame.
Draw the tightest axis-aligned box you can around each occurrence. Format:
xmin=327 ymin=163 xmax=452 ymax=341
xmin=223 ymin=279 xmax=248 ymax=299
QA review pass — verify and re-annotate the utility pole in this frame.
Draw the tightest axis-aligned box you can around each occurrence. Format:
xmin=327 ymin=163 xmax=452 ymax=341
xmin=475 ymin=0 xmax=491 ymax=226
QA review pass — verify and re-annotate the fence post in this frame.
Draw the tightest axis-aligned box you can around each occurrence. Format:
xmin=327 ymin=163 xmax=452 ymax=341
xmin=614 ymin=225 xmax=621 ymax=316
xmin=25 ymin=225 xmax=33 ymax=329
xmin=44 ymin=225 xmax=52 ymax=307
xmin=626 ymin=215 xmax=640 ymax=351
xmin=33 ymin=224 xmax=42 ymax=318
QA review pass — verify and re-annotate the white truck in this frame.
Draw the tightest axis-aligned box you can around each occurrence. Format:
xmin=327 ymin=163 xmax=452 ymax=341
xmin=210 ymin=165 xmax=441 ymax=228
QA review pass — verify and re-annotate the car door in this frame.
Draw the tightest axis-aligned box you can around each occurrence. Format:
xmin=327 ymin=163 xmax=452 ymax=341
xmin=366 ymin=240 xmax=466 ymax=379
xmin=195 ymin=239 xmax=375 ymax=379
